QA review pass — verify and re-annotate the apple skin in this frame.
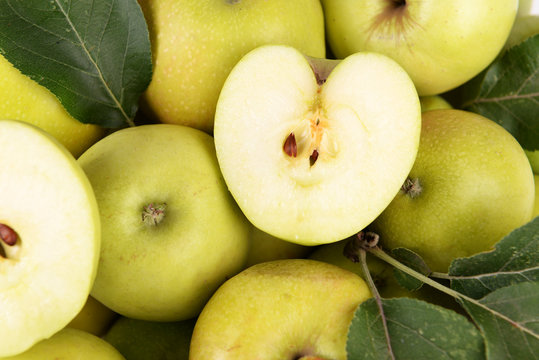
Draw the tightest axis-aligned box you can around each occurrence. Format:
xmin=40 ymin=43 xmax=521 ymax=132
xmin=103 ymin=316 xmax=196 ymax=360
xmin=0 ymin=55 xmax=103 ymax=158
xmin=321 ymin=0 xmax=518 ymax=95
xmin=533 ymin=175 xmax=539 ymax=218
xmin=67 ymin=295 xmax=118 ymax=337
xmin=419 ymin=95 xmax=452 ymax=113
xmin=525 ymin=149 xmax=539 ymax=174
xmin=189 ymin=259 xmax=371 ymax=360
xmin=245 ymin=225 xmax=314 ymax=267
xmin=0 ymin=328 xmax=125 ymax=360
xmin=138 ymin=0 xmax=326 ymax=133
xmin=504 ymin=0 xmax=539 ymax=48
xmin=370 ymin=109 xmax=535 ymax=272
xmin=78 ymin=124 xmax=251 ymax=322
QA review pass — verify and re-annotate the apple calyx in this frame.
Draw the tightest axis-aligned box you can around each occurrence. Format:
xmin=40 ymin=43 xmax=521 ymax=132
xmin=141 ymin=203 xmax=167 ymax=226
xmin=401 ymin=177 xmax=422 ymax=198
xmin=0 ymin=223 xmax=18 ymax=258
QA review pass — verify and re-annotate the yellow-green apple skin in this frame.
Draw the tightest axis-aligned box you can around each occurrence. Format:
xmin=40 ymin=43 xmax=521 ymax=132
xmin=504 ymin=0 xmax=539 ymax=48
xmin=525 ymin=149 xmax=539 ymax=174
xmin=245 ymin=225 xmax=313 ymax=267
xmin=0 ymin=55 xmax=103 ymax=158
xmin=214 ymin=45 xmax=421 ymax=245
xmin=0 ymin=119 xmax=100 ymax=357
xmin=138 ymin=0 xmax=326 ymax=133
xmin=370 ymin=109 xmax=535 ymax=272
xmin=103 ymin=316 xmax=196 ymax=360
xmin=77 ymin=124 xmax=251 ymax=322
xmin=533 ymin=175 xmax=539 ymax=218
xmin=0 ymin=328 xmax=125 ymax=360
xmin=419 ymin=95 xmax=452 ymax=113
xmin=189 ymin=259 xmax=371 ymax=360
xmin=321 ymin=0 xmax=518 ymax=96
xmin=67 ymin=295 xmax=118 ymax=336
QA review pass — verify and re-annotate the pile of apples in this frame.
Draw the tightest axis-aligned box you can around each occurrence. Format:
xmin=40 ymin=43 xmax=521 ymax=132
xmin=0 ymin=0 xmax=537 ymax=359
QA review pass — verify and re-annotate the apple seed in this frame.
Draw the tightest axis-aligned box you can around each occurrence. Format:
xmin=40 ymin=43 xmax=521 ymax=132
xmin=0 ymin=223 xmax=18 ymax=246
xmin=309 ymin=149 xmax=319 ymax=166
xmin=283 ymin=132 xmax=298 ymax=157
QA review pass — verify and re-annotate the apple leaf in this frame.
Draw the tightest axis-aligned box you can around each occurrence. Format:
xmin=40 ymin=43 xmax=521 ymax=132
xmin=391 ymin=247 xmax=432 ymax=291
xmin=459 ymin=34 xmax=539 ymax=151
xmin=347 ymin=297 xmax=484 ymax=360
xmin=458 ymin=281 xmax=539 ymax=360
xmin=0 ymin=0 xmax=152 ymax=128
xmin=448 ymin=217 xmax=539 ymax=299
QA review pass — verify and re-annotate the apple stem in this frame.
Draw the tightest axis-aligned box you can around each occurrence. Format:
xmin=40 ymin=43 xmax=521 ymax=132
xmin=142 ymin=203 xmax=166 ymax=226
xmin=358 ymin=247 xmax=396 ymax=359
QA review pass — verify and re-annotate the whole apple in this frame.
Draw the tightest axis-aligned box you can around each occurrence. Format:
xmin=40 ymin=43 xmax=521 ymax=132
xmin=189 ymin=259 xmax=371 ymax=360
xmin=138 ymin=0 xmax=326 ymax=133
xmin=0 ymin=55 xmax=103 ymax=158
xmin=0 ymin=328 xmax=125 ymax=360
xmin=78 ymin=124 xmax=251 ymax=322
xmin=370 ymin=109 xmax=535 ymax=272
xmin=321 ymin=0 xmax=518 ymax=95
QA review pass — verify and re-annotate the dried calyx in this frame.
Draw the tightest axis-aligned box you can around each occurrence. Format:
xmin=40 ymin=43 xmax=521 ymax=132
xmin=401 ymin=177 xmax=422 ymax=198
xmin=142 ymin=203 xmax=167 ymax=226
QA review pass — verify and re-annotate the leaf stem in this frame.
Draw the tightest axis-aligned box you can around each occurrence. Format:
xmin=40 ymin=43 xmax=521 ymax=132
xmin=359 ymin=249 xmax=396 ymax=360
xmin=368 ymin=247 xmax=539 ymax=340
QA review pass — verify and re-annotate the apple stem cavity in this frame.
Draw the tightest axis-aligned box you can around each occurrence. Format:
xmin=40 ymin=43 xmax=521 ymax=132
xmin=401 ymin=177 xmax=422 ymax=198
xmin=142 ymin=203 xmax=167 ymax=226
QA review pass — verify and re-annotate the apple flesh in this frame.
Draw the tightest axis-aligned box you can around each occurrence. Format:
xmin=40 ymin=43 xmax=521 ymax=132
xmin=214 ymin=45 xmax=421 ymax=245
xmin=322 ymin=0 xmax=518 ymax=95
xmin=370 ymin=109 xmax=535 ymax=272
xmin=138 ymin=0 xmax=326 ymax=133
xmin=189 ymin=259 xmax=371 ymax=360
xmin=78 ymin=124 xmax=251 ymax=322
xmin=0 ymin=119 xmax=100 ymax=357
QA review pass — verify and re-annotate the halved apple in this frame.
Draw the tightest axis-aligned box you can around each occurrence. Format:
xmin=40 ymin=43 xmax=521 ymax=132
xmin=0 ymin=119 xmax=100 ymax=357
xmin=214 ymin=45 xmax=421 ymax=245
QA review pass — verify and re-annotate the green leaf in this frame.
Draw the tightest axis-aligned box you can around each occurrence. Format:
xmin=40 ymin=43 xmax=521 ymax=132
xmin=449 ymin=217 xmax=539 ymax=299
xmin=460 ymin=34 xmax=539 ymax=150
xmin=0 ymin=0 xmax=152 ymax=128
xmin=391 ymin=247 xmax=432 ymax=291
xmin=347 ymin=297 xmax=484 ymax=360
xmin=459 ymin=282 xmax=539 ymax=360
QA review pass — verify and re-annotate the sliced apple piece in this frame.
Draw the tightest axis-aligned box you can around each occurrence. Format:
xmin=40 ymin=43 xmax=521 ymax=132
xmin=214 ymin=45 xmax=421 ymax=245
xmin=0 ymin=119 xmax=100 ymax=357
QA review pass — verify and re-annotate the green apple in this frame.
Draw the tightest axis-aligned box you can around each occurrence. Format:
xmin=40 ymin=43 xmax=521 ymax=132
xmin=533 ymin=175 xmax=539 ymax=218
xmin=189 ymin=259 xmax=371 ymax=360
xmin=505 ymin=0 xmax=539 ymax=48
xmin=245 ymin=225 xmax=313 ymax=267
xmin=67 ymin=295 xmax=118 ymax=336
xmin=138 ymin=0 xmax=326 ymax=133
xmin=214 ymin=45 xmax=421 ymax=245
xmin=370 ymin=109 xmax=535 ymax=272
xmin=0 ymin=119 xmax=100 ymax=357
xmin=104 ymin=316 xmax=196 ymax=360
xmin=419 ymin=95 xmax=452 ymax=113
xmin=78 ymin=124 xmax=251 ymax=322
xmin=0 ymin=55 xmax=103 ymax=158
xmin=1 ymin=328 xmax=125 ymax=360
xmin=525 ymin=149 xmax=539 ymax=174
xmin=321 ymin=0 xmax=518 ymax=96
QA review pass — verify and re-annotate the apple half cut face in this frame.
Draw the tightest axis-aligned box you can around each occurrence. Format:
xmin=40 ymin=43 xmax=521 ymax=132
xmin=0 ymin=120 xmax=100 ymax=357
xmin=214 ymin=45 xmax=421 ymax=245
